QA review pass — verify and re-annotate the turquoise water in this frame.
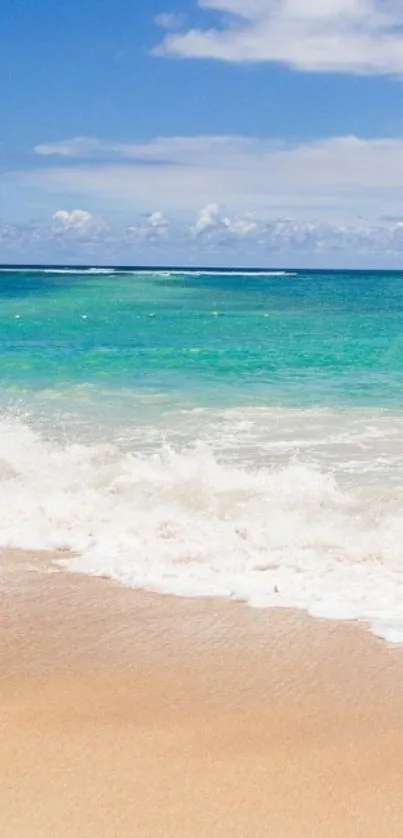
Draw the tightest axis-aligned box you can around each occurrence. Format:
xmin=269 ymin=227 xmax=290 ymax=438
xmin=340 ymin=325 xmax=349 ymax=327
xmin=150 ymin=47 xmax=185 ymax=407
xmin=3 ymin=265 xmax=403 ymax=643
xmin=1 ymin=267 xmax=403 ymax=408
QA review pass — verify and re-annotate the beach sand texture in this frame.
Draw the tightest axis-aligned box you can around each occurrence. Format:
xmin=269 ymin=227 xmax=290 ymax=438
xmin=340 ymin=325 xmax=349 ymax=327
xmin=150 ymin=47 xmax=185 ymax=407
xmin=2 ymin=550 xmax=403 ymax=837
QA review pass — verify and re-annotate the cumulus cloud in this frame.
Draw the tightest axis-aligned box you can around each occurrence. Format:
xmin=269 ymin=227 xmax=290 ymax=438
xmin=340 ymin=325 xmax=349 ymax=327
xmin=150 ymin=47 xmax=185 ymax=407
xmin=3 ymin=210 xmax=403 ymax=266
xmin=53 ymin=209 xmax=95 ymax=229
xmin=194 ymin=203 xmax=259 ymax=238
xmin=155 ymin=0 xmax=403 ymax=76
xmin=194 ymin=202 xmax=221 ymax=233
xmin=127 ymin=211 xmax=170 ymax=239
xmin=147 ymin=211 xmax=170 ymax=233
xmin=52 ymin=209 xmax=108 ymax=244
xmin=188 ymin=213 xmax=403 ymax=265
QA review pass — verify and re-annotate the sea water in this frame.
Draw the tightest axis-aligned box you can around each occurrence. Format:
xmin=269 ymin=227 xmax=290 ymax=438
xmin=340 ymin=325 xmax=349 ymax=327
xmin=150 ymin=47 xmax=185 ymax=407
xmin=2 ymin=265 xmax=403 ymax=642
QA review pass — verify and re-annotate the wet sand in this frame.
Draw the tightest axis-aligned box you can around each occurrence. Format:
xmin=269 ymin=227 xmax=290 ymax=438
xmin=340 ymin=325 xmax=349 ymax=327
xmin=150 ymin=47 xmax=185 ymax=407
xmin=2 ymin=548 xmax=403 ymax=837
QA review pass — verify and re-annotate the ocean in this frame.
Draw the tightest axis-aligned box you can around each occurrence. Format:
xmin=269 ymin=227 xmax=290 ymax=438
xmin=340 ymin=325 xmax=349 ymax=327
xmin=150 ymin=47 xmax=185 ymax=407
xmin=2 ymin=265 xmax=403 ymax=642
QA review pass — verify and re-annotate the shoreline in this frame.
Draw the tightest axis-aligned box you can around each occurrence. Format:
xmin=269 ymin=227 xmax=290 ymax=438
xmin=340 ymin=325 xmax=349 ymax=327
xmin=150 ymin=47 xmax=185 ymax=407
xmin=3 ymin=549 xmax=403 ymax=836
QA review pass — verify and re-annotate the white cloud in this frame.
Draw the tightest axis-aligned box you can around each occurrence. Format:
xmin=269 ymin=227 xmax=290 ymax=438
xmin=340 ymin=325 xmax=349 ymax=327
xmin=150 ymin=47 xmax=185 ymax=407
xmin=127 ymin=211 xmax=170 ymax=239
xmin=23 ymin=133 xmax=403 ymax=223
xmin=36 ymin=138 xmax=119 ymax=158
xmin=194 ymin=203 xmax=259 ymax=237
xmin=52 ymin=209 xmax=108 ymax=246
xmin=194 ymin=202 xmax=221 ymax=233
xmin=147 ymin=210 xmax=169 ymax=232
xmin=155 ymin=0 xmax=403 ymax=76
xmin=154 ymin=11 xmax=184 ymax=29
xmin=53 ymin=209 xmax=95 ymax=229
xmin=4 ymin=210 xmax=403 ymax=266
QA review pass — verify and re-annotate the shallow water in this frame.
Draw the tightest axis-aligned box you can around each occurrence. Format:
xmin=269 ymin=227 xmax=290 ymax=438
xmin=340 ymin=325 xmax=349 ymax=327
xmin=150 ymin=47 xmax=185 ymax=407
xmin=2 ymin=265 xmax=403 ymax=641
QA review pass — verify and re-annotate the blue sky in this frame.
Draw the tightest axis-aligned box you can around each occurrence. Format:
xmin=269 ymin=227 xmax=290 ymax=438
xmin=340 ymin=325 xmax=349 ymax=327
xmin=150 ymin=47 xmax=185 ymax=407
xmin=3 ymin=0 xmax=403 ymax=266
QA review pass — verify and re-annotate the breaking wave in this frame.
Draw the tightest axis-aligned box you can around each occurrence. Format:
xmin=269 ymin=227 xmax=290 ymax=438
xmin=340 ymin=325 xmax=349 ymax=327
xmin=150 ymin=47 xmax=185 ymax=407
xmin=1 ymin=415 xmax=403 ymax=642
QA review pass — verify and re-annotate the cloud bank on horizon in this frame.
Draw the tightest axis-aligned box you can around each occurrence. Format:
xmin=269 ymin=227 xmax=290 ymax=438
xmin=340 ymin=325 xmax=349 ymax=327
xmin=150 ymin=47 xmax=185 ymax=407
xmin=155 ymin=0 xmax=403 ymax=75
xmin=3 ymin=197 xmax=403 ymax=268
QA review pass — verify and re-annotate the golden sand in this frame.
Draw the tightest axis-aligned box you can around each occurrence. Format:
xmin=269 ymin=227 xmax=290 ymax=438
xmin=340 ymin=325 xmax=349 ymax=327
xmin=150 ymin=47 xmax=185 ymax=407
xmin=2 ymin=548 xmax=403 ymax=837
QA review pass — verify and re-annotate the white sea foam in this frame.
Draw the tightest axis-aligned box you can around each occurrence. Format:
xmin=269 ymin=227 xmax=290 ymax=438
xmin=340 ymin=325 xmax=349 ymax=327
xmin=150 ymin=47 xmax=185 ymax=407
xmin=0 ymin=267 xmax=296 ymax=278
xmin=100 ymin=269 xmax=297 ymax=278
xmin=1 ymin=411 xmax=403 ymax=642
xmin=144 ymin=270 xmax=297 ymax=278
xmin=0 ymin=267 xmax=117 ymax=276
xmin=43 ymin=268 xmax=116 ymax=275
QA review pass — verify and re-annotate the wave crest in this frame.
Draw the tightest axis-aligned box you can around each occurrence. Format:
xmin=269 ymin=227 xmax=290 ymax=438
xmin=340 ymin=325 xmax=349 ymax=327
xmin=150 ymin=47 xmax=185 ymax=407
xmin=1 ymin=417 xmax=403 ymax=641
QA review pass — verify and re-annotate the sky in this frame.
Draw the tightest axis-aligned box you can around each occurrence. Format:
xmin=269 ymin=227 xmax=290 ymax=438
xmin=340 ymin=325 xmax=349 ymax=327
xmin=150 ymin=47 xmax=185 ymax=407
xmin=3 ymin=0 xmax=403 ymax=266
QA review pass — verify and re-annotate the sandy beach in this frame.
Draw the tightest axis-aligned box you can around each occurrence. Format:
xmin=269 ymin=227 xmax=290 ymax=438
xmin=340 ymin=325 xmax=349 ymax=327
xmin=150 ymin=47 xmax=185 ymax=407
xmin=2 ymin=549 xmax=403 ymax=837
